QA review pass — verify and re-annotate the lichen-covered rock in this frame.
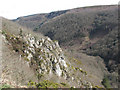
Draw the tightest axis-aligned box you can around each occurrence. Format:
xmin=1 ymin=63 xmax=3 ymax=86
xmin=55 ymin=63 xmax=62 ymax=76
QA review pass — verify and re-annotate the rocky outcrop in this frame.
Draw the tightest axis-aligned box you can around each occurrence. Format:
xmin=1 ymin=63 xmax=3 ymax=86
xmin=2 ymin=30 xmax=70 ymax=78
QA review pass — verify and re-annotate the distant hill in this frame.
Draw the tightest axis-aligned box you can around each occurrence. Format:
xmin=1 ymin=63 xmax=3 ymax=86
xmin=13 ymin=10 xmax=69 ymax=30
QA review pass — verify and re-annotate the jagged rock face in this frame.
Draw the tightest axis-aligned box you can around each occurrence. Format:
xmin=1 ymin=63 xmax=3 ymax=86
xmin=2 ymin=31 xmax=69 ymax=80
xmin=24 ymin=34 xmax=69 ymax=77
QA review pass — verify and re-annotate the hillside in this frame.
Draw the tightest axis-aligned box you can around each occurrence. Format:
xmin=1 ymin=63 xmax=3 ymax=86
xmin=1 ymin=17 xmax=115 ymax=88
xmin=13 ymin=10 xmax=69 ymax=30
xmin=14 ymin=5 xmax=118 ymax=73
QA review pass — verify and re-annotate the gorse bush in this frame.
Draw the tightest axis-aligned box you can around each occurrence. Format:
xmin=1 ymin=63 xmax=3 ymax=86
xmin=102 ymin=76 xmax=111 ymax=88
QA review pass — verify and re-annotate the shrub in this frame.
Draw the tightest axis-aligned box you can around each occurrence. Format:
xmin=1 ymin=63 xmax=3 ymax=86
xmin=102 ymin=77 xmax=111 ymax=88
xmin=0 ymin=84 xmax=11 ymax=89
xmin=2 ymin=30 xmax=6 ymax=35
xmin=60 ymin=82 xmax=67 ymax=86
xmin=35 ymin=80 xmax=61 ymax=88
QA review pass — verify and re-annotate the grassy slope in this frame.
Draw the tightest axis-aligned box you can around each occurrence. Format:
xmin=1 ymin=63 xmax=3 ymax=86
xmin=13 ymin=10 xmax=69 ymax=30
